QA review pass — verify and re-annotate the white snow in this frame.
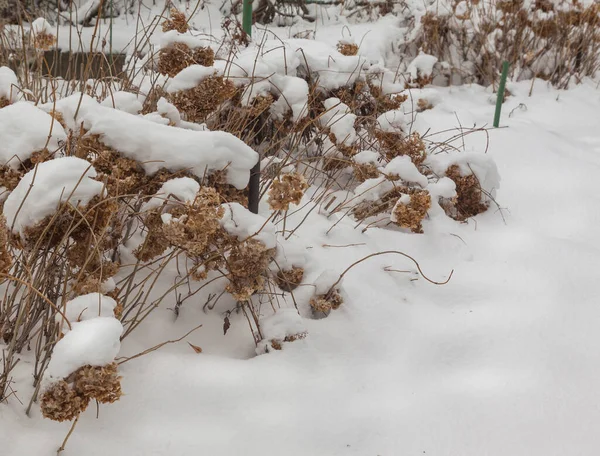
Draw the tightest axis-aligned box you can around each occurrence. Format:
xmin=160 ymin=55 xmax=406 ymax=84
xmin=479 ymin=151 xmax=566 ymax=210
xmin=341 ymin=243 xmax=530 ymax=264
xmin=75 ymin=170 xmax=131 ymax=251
xmin=44 ymin=317 xmax=122 ymax=384
xmin=101 ymin=91 xmax=143 ymax=114
xmin=166 ymin=65 xmax=221 ymax=93
xmin=270 ymin=75 xmax=309 ymax=122
xmin=2 ymin=6 xmax=600 ymax=456
xmin=377 ymin=108 xmax=409 ymax=133
xmin=320 ymin=98 xmax=357 ymax=146
xmin=384 ymin=155 xmax=428 ymax=187
xmin=407 ymin=52 xmax=438 ymax=80
xmin=141 ymin=177 xmax=200 ymax=212
xmin=273 ymin=237 xmax=307 ymax=271
xmin=58 ymin=293 xmax=118 ymax=329
xmin=353 ymin=150 xmax=381 ymax=166
xmin=430 ymin=152 xmax=501 ymax=203
xmin=0 ymin=67 xmax=19 ymax=103
xmin=286 ymin=39 xmax=366 ymax=90
xmin=257 ymin=309 xmax=307 ymax=353
xmin=0 ymin=102 xmax=67 ymax=168
xmin=31 ymin=17 xmax=53 ymax=36
xmin=354 ymin=176 xmax=395 ymax=203
xmin=312 ymin=269 xmax=341 ymax=295
xmin=159 ymin=30 xmax=213 ymax=50
xmin=219 ymin=202 xmax=276 ymax=249
xmin=3 ymin=157 xmax=105 ymax=235
xmin=260 ymin=308 xmax=307 ymax=341
xmin=53 ymin=95 xmax=258 ymax=189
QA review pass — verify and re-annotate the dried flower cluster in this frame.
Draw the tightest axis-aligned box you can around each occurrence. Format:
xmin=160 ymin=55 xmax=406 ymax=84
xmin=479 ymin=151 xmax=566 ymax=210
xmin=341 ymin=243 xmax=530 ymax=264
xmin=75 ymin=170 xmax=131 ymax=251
xmin=40 ymin=363 xmax=122 ymax=422
xmin=33 ymin=31 xmax=56 ymax=51
xmin=226 ymin=239 xmax=274 ymax=301
xmin=444 ymin=164 xmax=488 ymax=220
xmin=377 ymin=131 xmax=427 ymax=167
xmin=309 ymin=288 xmax=344 ymax=315
xmin=337 ymin=42 xmax=359 ymax=56
xmin=0 ymin=215 xmax=12 ymax=274
xmin=162 ymin=8 xmax=189 ymax=33
xmin=169 ymin=76 xmax=236 ymax=123
xmin=275 ymin=266 xmax=304 ymax=292
xmin=157 ymin=43 xmax=215 ymax=78
xmin=267 ymin=173 xmax=308 ymax=211
xmin=269 ymin=331 xmax=308 ymax=350
xmin=391 ymin=189 xmax=432 ymax=233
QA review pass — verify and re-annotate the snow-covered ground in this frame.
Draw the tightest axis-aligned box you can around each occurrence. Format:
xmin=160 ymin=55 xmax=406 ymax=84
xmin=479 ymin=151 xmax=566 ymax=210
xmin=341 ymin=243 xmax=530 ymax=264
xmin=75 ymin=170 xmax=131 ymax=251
xmin=3 ymin=77 xmax=600 ymax=455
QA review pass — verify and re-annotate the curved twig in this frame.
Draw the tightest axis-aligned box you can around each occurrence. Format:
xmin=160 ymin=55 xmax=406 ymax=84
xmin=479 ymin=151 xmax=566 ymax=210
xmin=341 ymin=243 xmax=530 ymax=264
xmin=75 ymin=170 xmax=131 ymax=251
xmin=327 ymin=250 xmax=453 ymax=295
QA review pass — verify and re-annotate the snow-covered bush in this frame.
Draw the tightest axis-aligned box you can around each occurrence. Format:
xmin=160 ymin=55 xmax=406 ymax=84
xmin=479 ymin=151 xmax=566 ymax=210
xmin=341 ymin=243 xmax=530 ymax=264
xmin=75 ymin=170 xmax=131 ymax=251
xmin=408 ymin=0 xmax=600 ymax=87
xmin=0 ymin=7 xmax=499 ymax=433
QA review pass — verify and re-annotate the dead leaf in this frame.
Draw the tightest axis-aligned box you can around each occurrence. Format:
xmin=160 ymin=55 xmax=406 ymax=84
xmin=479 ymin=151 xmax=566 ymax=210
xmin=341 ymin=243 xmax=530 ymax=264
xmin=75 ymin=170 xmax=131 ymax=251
xmin=223 ymin=316 xmax=231 ymax=335
xmin=188 ymin=342 xmax=202 ymax=354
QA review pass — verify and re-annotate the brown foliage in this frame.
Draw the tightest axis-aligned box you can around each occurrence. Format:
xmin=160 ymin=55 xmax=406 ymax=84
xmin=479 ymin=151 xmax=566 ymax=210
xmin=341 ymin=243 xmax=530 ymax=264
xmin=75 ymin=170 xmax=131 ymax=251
xmin=157 ymin=43 xmax=215 ymax=77
xmin=267 ymin=173 xmax=308 ymax=211
xmin=40 ymin=381 xmax=90 ymax=422
xmin=74 ymin=362 xmax=122 ymax=404
xmin=444 ymin=164 xmax=488 ymax=220
xmin=169 ymin=76 xmax=236 ymax=123
xmin=391 ymin=189 xmax=431 ymax=233
xmin=162 ymin=8 xmax=189 ymax=33
xmin=275 ymin=266 xmax=304 ymax=292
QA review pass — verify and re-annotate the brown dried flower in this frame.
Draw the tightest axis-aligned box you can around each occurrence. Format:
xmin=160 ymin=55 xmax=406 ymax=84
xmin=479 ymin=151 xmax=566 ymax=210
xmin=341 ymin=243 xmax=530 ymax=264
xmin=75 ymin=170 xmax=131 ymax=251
xmin=157 ymin=43 xmax=215 ymax=77
xmin=0 ymin=215 xmax=12 ymax=274
xmin=169 ymin=76 xmax=236 ymax=123
xmin=40 ymin=381 xmax=90 ymax=422
xmin=391 ymin=189 xmax=431 ymax=233
xmin=226 ymin=239 xmax=274 ymax=301
xmin=33 ymin=32 xmax=56 ymax=51
xmin=267 ymin=173 xmax=308 ymax=211
xmin=162 ymin=8 xmax=189 ymax=33
xmin=74 ymin=363 xmax=122 ymax=404
xmin=337 ymin=42 xmax=359 ymax=56
xmin=275 ymin=266 xmax=304 ymax=292
xmin=444 ymin=165 xmax=488 ymax=220
xmin=309 ymin=288 xmax=344 ymax=315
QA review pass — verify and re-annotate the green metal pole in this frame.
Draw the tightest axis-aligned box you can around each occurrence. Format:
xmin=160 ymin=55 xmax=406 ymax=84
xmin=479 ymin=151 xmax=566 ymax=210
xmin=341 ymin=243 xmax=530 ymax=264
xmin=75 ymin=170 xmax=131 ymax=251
xmin=243 ymin=0 xmax=260 ymax=214
xmin=493 ymin=61 xmax=509 ymax=128
xmin=242 ymin=0 xmax=253 ymax=36
xmin=109 ymin=1 xmax=114 ymax=69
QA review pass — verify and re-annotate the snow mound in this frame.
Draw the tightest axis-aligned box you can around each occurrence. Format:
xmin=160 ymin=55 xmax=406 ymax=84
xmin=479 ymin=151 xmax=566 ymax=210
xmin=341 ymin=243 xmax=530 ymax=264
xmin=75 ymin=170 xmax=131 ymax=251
xmin=286 ymin=39 xmax=366 ymax=90
xmin=354 ymin=176 xmax=395 ymax=203
xmin=55 ymin=95 xmax=258 ymax=189
xmin=407 ymin=52 xmax=438 ymax=80
xmin=384 ymin=156 xmax=428 ymax=187
xmin=274 ymin=237 xmax=307 ymax=271
xmin=220 ymin=203 xmax=276 ymax=249
xmin=159 ymin=30 xmax=213 ymax=50
xmin=31 ymin=17 xmax=54 ymax=35
xmin=142 ymin=177 xmax=200 ymax=212
xmin=0 ymin=102 xmax=67 ymax=168
xmin=101 ymin=91 xmax=143 ymax=114
xmin=3 ymin=157 xmax=104 ymax=236
xmin=260 ymin=308 xmax=307 ymax=341
xmin=430 ymin=152 xmax=501 ymax=203
xmin=44 ymin=317 xmax=122 ymax=384
xmin=166 ymin=65 xmax=221 ymax=93
xmin=0 ymin=67 xmax=19 ymax=104
xmin=269 ymin=75 xmax=309 ymax=122
xmin=58 ymin=293 xmax=118 ymax=330
xmin=377 ymin=109 xmax=409 ymax=133
xmin=313 ymin=269 xmax=341 ymax=295
xmin=320 ymin=98 xmax=357 ymax=146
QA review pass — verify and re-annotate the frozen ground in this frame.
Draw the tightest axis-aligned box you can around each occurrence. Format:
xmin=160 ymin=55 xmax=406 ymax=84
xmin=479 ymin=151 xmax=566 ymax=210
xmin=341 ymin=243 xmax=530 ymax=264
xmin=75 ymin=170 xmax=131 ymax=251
xmin=2 ymin=77 xmax=600 ymax=455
